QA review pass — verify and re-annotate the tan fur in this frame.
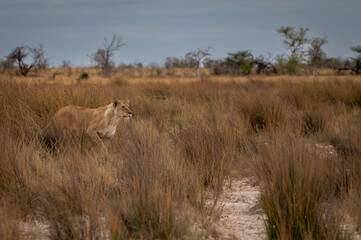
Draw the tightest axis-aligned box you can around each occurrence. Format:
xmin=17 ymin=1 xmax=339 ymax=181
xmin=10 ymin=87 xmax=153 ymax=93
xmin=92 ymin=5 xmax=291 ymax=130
xmin=48 ymin=99 xmax=132 ymax=149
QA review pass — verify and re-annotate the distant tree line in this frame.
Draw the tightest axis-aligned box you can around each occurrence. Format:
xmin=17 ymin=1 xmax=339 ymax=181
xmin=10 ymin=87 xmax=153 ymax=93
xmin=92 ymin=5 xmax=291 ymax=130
xmin=203 ymin=51 xmax=277 ymax=75
xmin=1 ymin=27 xmax=361 ymax=76
xmin=164 ymin=47 xmax=212 ymax=76
xmin=165 ymin=26 xmax=360 ymax=76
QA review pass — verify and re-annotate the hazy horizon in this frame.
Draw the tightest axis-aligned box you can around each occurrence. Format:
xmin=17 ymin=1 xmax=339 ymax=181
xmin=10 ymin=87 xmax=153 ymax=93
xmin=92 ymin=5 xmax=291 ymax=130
xmin=1 ymin=0 xmax=360 ymax=67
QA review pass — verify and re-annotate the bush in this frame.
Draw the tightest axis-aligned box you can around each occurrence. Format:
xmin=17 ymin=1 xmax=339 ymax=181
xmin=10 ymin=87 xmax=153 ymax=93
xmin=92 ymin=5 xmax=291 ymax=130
xmin=208 ymin=51 xmax=254 ymax=76
xmin=79 ymin=71 xmax=89 ymax=80
xmin=276 ymin=55 xmax=299 ymax=74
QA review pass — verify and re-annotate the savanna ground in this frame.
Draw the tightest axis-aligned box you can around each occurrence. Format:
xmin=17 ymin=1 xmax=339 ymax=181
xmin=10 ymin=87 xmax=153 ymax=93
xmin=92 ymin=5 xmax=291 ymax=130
xmin=1 ymin=67 xmax=361 ymax=239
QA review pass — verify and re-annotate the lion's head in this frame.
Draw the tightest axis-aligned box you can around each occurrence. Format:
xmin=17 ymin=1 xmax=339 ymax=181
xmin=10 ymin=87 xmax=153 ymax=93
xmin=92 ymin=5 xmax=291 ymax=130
xmin=113 ymin=99 xmax=132 ymax=120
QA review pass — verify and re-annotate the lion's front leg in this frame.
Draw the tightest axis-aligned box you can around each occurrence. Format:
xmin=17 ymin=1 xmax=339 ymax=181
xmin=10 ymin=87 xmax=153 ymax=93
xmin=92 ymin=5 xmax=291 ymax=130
xmin=101 ymin=137 xmax=111 ymax=148
xmin=86 ymin=129 xmax=107 ymax=150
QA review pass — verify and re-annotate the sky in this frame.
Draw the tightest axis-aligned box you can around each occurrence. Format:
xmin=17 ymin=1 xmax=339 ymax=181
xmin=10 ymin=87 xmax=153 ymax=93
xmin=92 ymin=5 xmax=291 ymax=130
xmin=0 ymin=0 xmax=360 ymax=67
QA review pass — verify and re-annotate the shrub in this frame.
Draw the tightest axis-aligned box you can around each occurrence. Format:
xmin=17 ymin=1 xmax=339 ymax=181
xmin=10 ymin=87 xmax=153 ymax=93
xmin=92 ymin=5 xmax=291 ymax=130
xmin=79 ymin=71 xmax=89 ymax=80
xmin=276 ymin=55 xmax=299 ymax=74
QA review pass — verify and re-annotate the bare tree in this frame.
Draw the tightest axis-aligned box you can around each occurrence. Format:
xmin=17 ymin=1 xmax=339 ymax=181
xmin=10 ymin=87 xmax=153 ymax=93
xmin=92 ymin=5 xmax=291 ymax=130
xmin=36 ymin=52 xmax=49 ymax=70
xmin=185 ymin=47 xmax=213 ymax=77
xmin=7 ymin=44 xmax=45 ymax=76
xmin=148 ymin=61 xmax=162 ymax=76
xmin=336 ymin=59 xmax=355 ymax=75
xmin=90 ymin=34 xmax=125 ymax=75
xmin=61 ymin=60 xmax=72 ymax=69
xmin=307 ymin=37 xmax=328 ymax=68
xmin=164 ymin=56 xmax=189 ymax=69
xmin=61 ymin=60 xmax=73 ymax=76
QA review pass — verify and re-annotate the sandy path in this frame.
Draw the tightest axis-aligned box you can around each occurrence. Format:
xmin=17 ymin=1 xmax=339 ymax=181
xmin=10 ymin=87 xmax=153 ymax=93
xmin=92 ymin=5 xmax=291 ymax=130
xmin=216 ymin=178 xmax=266 ymax=240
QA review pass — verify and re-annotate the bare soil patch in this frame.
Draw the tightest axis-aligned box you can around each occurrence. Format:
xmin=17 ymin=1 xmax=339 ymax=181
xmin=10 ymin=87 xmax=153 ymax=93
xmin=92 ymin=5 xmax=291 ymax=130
xmin=216 ymin=178 xmax=266 ymax=240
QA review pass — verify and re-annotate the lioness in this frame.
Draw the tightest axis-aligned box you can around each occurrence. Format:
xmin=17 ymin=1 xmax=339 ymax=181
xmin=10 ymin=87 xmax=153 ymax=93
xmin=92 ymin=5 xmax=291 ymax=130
xmin=44 ymin=99 xmax=132 ymax=149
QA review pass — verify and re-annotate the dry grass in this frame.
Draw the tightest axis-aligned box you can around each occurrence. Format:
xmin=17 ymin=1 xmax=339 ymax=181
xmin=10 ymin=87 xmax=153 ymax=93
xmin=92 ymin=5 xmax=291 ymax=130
xmin=3 ymin=67 xmax=361 ymax=85
xmin=1 ymin=69 xmax=361 ymax=239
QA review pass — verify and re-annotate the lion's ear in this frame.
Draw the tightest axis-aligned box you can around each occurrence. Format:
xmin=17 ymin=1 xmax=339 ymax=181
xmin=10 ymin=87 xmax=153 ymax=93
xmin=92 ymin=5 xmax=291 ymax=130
xmin=113 ymin=101 xmax=118 ymax=107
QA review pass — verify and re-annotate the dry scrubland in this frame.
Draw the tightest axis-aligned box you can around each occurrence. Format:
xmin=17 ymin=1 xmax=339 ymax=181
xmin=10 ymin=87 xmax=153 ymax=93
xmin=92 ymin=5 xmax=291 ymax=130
xmin=1 ymin=68 xmax=361 ymax=239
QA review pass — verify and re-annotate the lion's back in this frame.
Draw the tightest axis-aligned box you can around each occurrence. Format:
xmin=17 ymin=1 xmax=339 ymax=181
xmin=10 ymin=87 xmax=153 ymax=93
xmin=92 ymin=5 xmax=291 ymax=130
xmin=41 ymin=106 xmax=96 ymax=149
xmin=53 ymin=105 xmax=95 ymax=133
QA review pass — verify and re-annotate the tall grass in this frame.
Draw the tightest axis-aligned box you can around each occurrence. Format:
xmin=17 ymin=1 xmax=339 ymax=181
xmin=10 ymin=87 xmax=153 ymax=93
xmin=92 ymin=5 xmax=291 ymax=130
xmin=249 ymin=134 xmax=342 ymax=239
xmin=0 ymin=75 xmax=361 ymax=239
xmin=244 ymin=79 xmax=361 ymax=239
xmin=0 ymin=78 xmax=244 ymax=239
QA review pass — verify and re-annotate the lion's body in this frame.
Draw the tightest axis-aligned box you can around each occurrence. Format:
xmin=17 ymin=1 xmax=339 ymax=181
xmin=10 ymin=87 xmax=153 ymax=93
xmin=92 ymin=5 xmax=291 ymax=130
xmin=44 ymin=100 xmax=132 ymax=149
